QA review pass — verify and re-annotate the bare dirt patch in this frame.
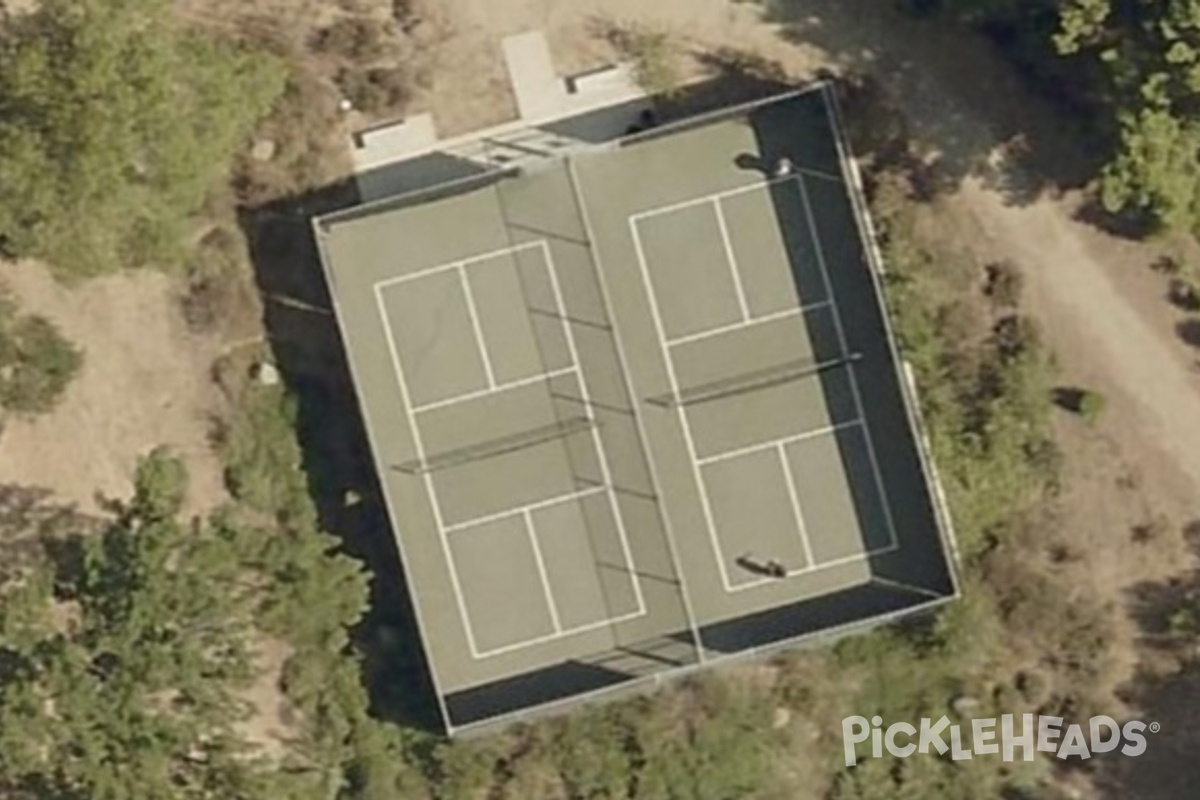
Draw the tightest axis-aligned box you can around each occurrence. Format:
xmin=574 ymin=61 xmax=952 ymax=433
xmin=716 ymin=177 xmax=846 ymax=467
xmin=235 ymin=636 xmax=296 ymax=762
xmin=400 ymin=0 xmax=821 ymax=135
xmin=0 ymin=260 xmax=227 ymax=518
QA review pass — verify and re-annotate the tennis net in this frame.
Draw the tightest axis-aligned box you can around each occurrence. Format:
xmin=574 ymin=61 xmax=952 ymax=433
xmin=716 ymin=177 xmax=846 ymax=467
xmin=647 ymin=352 xmax=862 ymax=408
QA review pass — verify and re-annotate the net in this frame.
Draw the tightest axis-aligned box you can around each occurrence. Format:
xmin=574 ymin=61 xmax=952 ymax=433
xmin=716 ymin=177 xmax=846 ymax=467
xmin=648 ymin=352 xmax=862 ymax=408
xmin=394 ymin=416 xmax=597 ymax=474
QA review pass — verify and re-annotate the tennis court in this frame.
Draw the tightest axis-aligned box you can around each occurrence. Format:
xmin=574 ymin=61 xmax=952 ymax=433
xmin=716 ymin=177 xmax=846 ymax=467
xmin=315 ymin=83 xmax=957 ymax=734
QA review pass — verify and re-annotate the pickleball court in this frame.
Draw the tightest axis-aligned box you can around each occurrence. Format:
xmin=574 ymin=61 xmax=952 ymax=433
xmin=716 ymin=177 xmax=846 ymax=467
xmin=315 ymin=84 xmax=957 ymax=734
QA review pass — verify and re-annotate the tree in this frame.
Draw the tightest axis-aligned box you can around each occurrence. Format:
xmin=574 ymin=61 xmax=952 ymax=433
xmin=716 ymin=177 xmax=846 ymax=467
xmin=1101 ymin=104 xmax=1200 ymax=229
xmin=1049 ymin=0 xmax=1200 ymax=233
xmin=0 ymin=291 xmax=81 ymax=414
xmin=0 ymin=0 xmax=285 ymax=278
xmin=0 ymin=450 xmax=290 ymax=798
xmin=549 ymin=708 xmax=635 ymax=798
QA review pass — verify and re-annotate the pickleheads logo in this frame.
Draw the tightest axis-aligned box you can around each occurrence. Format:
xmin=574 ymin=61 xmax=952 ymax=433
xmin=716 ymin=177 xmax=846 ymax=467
xmin=842 ymin=714 xmax=1159 ymax=767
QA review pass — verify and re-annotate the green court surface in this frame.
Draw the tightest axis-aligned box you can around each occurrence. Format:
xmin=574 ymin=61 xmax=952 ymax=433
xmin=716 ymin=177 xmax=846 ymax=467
xmin=315 ymin=84 xmax=956 ymax=734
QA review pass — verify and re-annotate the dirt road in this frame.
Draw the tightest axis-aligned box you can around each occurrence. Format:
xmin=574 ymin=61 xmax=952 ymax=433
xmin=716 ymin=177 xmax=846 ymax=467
xmin=958 ymin=180 xmax=1200 ymax=492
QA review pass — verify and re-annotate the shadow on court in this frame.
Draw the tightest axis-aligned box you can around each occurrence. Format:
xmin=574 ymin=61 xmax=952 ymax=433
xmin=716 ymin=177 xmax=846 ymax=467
xmin=237 ymin=181 xmax=444 ymax=733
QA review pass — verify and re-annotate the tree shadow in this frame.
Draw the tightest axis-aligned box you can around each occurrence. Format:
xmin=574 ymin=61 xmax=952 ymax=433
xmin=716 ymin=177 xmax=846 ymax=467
xmin=1168 ymin=280 xmax=1200 ymax=312
xmin=760 ymin=0 xmax=1112 ymax=208
xmin=1176 ymin=319 xmax=1200 ymax=350
xmin=657 ymin=46 xmax=797 ymax=120
xmin=0 ymin=484 xmax=97 ymax=587
xmin=237 ymin=180 xmax=443 ymax=732
xmin=831 ymin=73 xmax=955 ymax=201
xmin=1071 ymin=193 xmax=1161 ymax=241
xmin=1051 ymin=386 xmax=1088 ymax=414
xmin=1085 ymin=522 xmax=1200 ymax=799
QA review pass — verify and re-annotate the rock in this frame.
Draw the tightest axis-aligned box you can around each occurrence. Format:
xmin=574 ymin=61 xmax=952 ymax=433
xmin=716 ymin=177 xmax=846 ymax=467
xmin=951 ymin=695 xmax=981 ymax=717
xmin=250 ymin=138 xmax=276 ymax=162
xmin=772 ymin=707 xmax=791 ymax=730
xmin=253 ymin=361 xmax=280 ymax=386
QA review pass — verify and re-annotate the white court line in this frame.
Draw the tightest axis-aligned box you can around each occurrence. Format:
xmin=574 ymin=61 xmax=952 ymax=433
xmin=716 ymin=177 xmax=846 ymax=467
xmin=631 ymin=170 xmax=898 ymax=596
xmin=629 ymin=215 xmax=737 ymax=594
xmin=372 ymin=240 xmax=545 ymax=292
xmin=695 ymin=417 xmax=863 ymax=468
xmin=389 ymin=232 xmax=651 ymax=659
xmin=411 ymin=366 xmax=579 ymax=414
xmin=712 ymin=199 xmax=750 ymax=321
xmin=794 ymin=176 xmax=901 ymax=553
xmin=373 ymin=235 xmax=594 ymax=660
xmin=706 ymin=421 xmax=896 ymax=593
xmin=729 ymin=541 xmax=901 ymax=593
xmin=629 ymin=173 xmax=804 ymax=224
xmin=449 ymin=495 xmax=652 ymax=660
xmin=469 ymin=608 xmax=646 ymax=660
xmin=777 ymin=444 xmax=816 ymax=568
xmin=373 ymin=283 xmax=483 ymax=659
xmin=523 ymin=509 xmax=562 ymax=634
xmin=458 ymin=266 xmax=496 ymax=389
xmin=664 ymin=301 xmax=831 ymax=349
xmin=541 ymin=241 xmax=648 ymax=617
xmin=444 ymin=485 xmax=608 ymax=534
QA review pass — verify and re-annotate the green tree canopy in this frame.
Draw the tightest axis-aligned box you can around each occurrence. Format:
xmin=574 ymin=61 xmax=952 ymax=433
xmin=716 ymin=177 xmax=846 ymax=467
xmin=0 ymin=450 xmax=269 ymax=797
xmin=0 ymin=0 xmax=285 ymax=278
xmin=1051 ymin=0 xmax=1200 ymax=232
xmin=0 ymin=289 xmax=81 ymax=414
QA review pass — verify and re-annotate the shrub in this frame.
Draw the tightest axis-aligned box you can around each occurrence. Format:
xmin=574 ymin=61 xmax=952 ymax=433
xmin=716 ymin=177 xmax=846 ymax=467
xmin=336 ymin=66 xmax=412 ymax=114
xmin=1168 ymin=274 xmax=1200 ymax=310
xmin=596 ymin=21 xmax=683 ymax=97
xmin=0 ymin=299 xmax=82 ymax=415
xmin=181 ymin=226 xmax=248 ymax=333
xmin=1131 ymin=514 xmax=1172 ymax=544
xmin=234 ymin=67 xmax=348 ymax=202
xmin=312 ymin=17 xmax=390 ymax=61
xmin=132 ymin=446 xmax=189 ymax=519
xmin=1151 ymin=254 xmax=1183 ymax=275
xmin=983 ymin=260 xmax=1024 ymax=307
xmin=1052 ymin=386 xmax=1106 ymax=421
xmin=1077 ymin=389 xmax=1106 ymax=422
xmin=220 ymin=382 xmax=311 ymax=521
xmin=1167 ymin=606 xmax=1198 ymax=637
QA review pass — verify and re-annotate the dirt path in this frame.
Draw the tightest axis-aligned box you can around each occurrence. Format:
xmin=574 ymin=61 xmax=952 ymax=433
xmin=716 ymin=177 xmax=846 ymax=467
xmin=959 ymin=180 xmax=1200 ymax=492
